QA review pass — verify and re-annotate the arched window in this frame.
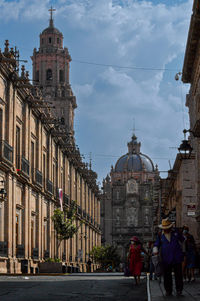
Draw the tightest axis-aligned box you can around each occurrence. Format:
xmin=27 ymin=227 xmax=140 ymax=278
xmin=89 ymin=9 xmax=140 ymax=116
xmin=59 ymin=70 xmax=64 ymax=82
xmin=46 ymin=69 xmax=52 ymax=81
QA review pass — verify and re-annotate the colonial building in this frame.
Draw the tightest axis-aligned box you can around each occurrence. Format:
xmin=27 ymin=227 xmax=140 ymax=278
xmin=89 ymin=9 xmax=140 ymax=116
xmin=160 ymin=154 xmax=197 ymax=242
xmin=101 ymin=134 xmax=160 ymax=261
xmin=181 ymin=0 xmax=200 ymax=245
xmin=0 ymin=13 xmax=101 ymax=274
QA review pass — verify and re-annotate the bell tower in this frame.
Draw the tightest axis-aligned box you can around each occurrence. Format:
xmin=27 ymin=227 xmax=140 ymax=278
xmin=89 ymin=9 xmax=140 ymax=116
xmin=31 ymin=7 xmax=77 ymax=135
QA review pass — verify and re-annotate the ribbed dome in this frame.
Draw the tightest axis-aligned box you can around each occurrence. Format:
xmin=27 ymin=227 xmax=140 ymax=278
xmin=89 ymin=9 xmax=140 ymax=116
xmin=115 ymin=153 xmax=154 ymax=172
xmin=115 ymin=135 xmax=154 ymax=172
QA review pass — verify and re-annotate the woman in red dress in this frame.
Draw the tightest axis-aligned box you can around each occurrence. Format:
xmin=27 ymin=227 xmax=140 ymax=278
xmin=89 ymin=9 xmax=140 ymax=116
xmin=128 ymin=236 xmax=143 ymax=285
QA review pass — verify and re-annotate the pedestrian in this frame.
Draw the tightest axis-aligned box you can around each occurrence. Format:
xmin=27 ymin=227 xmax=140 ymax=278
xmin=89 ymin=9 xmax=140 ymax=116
xmin=87 ymin=258 xmax=92 ymax=273
xmin=154 ymin=218 xmax=185 ymax=297
xmin=183 ymin=226 xmax=196 ymax=282
xmin=128 ymin=236 xmax=143 ymax=285
xmin=147 ymin=241 xmax=157 ymax=280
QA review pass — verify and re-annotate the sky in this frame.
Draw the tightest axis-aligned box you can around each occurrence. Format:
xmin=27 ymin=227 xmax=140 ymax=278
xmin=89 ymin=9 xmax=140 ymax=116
xmin=0 ymin=0 xmax=193 ymax=184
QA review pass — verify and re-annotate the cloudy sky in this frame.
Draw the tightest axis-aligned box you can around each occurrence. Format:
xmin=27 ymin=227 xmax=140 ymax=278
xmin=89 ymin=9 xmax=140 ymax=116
xmin=0 ymin=0 xmax=193 ymax=183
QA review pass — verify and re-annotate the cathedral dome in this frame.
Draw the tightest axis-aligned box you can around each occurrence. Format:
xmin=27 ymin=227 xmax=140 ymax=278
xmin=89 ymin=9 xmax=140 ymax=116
xmin=115 ymin=135 xmax=154 ymax=172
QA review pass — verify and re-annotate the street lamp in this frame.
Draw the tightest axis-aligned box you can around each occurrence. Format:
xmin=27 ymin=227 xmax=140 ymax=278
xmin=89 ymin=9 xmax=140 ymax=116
xmin=178 ymin=129 xmax=193 ymax=159
xmin=0 ymin=180 xmax=7 ymax=201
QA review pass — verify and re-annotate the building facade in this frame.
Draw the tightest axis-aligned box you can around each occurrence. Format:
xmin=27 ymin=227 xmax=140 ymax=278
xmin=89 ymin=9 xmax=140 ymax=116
xmin=161 ymin=154 xmax=198 ymax=243
xmin=101 ymin=135 xmax=160 ymax=261
xmin=181 ymin=0 xmax=200 ymax=246
xmin=0 ymin=40 xmax=101 ymax=273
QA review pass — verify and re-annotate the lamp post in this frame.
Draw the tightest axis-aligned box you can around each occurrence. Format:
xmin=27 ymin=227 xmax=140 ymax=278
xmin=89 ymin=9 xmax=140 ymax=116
xmin=178 ymin=129 xmax=193 ymax=159
xmin=0 ymin=180 xmax=7 ymax=203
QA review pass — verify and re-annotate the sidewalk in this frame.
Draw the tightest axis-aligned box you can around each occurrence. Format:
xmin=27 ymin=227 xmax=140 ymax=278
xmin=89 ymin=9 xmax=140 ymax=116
xmin=150 ymin=277 xmax=200 ymax=300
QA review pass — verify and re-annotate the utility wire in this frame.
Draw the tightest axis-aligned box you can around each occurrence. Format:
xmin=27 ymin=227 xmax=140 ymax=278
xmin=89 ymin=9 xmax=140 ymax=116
xmin=72 ymin=59 xmax=179 ymax=72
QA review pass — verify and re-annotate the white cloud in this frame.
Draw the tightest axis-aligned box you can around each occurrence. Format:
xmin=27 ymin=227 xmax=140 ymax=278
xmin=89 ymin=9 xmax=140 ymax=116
xmin=0 ymin=0 xmax=193 ymax=181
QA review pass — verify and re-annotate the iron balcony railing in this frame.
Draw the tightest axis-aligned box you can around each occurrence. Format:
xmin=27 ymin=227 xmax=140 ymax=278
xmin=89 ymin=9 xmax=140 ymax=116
xmin=35 ymin=169 xmax=43 ymax=187
xmin=46 ymin=179 xmax=53 ymax=194
xmin=0 ymin=140 xmax=13 ymax=164
xmin=21 ymin=156 xmax=30 ymax=176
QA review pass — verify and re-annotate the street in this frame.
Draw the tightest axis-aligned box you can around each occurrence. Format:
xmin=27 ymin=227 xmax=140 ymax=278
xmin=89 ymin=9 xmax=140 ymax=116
xmin=0 ymin=273 xmax=148 ymax=301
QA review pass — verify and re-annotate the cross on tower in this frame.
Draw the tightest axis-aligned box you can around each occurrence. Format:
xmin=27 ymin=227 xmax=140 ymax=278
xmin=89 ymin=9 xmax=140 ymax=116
xmin=48 ymin=6 xmax=56 ymax=21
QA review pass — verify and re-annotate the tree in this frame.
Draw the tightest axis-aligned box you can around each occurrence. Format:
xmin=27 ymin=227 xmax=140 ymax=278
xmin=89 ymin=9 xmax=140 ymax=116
xmin=51 ymin=201 xmax=79 ymax=247
xmin=90 ymin=244 xmax=120 ymax=269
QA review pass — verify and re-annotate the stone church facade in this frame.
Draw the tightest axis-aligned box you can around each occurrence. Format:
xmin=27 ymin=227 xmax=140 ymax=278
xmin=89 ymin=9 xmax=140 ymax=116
xmin=101 ymin=135 xmax=160 ymax=261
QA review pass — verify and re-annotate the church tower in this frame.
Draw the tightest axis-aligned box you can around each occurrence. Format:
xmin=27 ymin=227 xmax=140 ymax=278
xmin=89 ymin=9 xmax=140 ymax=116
xmin=31 ymin=7 xmax=77 ymax=135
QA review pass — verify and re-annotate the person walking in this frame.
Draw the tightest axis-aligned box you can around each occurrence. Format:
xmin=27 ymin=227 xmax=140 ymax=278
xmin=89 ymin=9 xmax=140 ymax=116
xmin=128 ymin=236 xmax=143 ymax=285
xmin=154 ymin=218 xmax=185 ymax=297
xmin=87 ymin=258 xmax=92 ymax=273
xmin=183 ymin=226 xmax=196 ymax=282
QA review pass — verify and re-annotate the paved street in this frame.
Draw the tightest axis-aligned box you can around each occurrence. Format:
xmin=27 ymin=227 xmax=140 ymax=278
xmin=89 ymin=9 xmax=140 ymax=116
xmin=0 ymin=273 xmax=147 ymax=301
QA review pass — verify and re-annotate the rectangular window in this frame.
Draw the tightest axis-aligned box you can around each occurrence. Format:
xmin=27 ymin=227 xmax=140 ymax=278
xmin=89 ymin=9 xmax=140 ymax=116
xmin=43 ymin=220 xmax=47 ymax=251
xmin=31 ymin=216 xmax=35 ymax=252
xmin=57 ymin=38 xmax=60 ymax=44
xmin=43 ymin=154 xmax=46 ymax=187
xmin=31 ymin=141 xmax=34 ymax=179
xmin=16 ymin=126 xmax=20 ymax=169
xmin=0 ymin=109 xmax=2 ymax=141
xmin=49 ymin=37 xmax=52 ymax=44
xmin=16 ymin=213 xmax=19 ymax=250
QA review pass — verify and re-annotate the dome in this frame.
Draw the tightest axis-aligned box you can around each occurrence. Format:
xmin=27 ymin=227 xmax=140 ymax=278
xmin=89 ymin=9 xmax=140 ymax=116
xmin=115 ymin=153 xmax=154 ymax=172
xmin=114 ymin=135 xmax=154 ymax=172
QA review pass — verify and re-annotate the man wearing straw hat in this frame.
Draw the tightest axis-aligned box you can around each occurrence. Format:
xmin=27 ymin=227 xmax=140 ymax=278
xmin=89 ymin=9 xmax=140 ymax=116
xmin=154 ymin=218 xmax=185 ymax=297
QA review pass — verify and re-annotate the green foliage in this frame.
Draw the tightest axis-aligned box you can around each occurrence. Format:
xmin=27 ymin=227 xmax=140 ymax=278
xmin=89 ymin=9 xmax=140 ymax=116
xmin=45 ymin=258 xmax=61 ymax=263
xmin=89 ymin=244 xmax=120 ymax=268
xmin=51 ymin=202 xmax=79 ymax=243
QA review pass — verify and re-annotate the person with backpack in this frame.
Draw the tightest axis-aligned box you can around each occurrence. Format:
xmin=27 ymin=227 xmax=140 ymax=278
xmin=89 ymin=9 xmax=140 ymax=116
xmin=154 ymin=218 xmax=185 ymax=297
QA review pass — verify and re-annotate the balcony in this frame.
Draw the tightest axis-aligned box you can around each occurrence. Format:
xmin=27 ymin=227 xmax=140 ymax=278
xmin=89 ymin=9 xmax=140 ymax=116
xmin=21 ymin=156 xmax=30 ymax=177
xmin=0 ymin=241 xmax=7 ymax=257
xmin=46 ymin=179 xmax=53 ymax=195
xmin=0 ymin=140 xmax=13 ymax=165
xmin=35 ymin=169 xmax=43 ymax=187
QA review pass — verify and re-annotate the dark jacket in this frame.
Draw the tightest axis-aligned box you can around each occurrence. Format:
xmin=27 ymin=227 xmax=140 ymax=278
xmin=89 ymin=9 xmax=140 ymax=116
xmin=154 ymin=230 xmax=184 ymax=266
